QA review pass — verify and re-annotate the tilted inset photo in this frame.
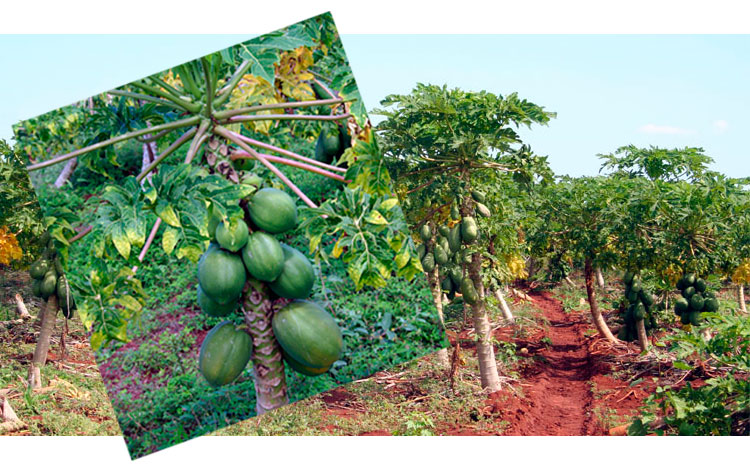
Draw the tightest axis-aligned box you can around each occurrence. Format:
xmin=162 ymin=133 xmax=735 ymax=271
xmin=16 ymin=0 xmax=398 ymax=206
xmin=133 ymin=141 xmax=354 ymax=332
xmin=9 ymin=13 xmax=446 ymax=457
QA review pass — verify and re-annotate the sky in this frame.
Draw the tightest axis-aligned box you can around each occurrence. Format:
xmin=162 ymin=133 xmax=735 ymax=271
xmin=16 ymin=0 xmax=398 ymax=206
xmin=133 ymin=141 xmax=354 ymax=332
xmin=2 ymin=34 xmax=748 ymax=178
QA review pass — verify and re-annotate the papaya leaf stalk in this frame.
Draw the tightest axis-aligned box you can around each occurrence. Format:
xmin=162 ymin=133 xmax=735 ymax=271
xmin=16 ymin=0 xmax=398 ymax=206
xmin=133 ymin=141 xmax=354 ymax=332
xmin=215 ymin=126 xmax=317 ymax=208
xmin=26 ymin=115 xmax=201 ymax=171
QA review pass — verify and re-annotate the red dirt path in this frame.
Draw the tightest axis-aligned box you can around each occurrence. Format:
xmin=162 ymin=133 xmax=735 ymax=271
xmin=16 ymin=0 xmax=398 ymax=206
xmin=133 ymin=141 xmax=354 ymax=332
xmin=489 ymin=290 xmax=601 ymax=435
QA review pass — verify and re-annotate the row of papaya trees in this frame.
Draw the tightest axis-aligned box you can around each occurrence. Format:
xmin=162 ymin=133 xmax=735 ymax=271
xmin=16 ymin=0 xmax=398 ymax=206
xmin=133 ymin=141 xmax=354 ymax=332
xmin=375 ymin=84 xmax=750 ymax=395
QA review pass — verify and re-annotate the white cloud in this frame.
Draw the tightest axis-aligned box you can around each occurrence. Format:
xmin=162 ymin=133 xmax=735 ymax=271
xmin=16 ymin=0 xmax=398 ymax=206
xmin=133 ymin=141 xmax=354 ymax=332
xmin=638 ymin=124 xmax=693 ymax=135
xmin=712 ymin=120 xmax=729 ymax=134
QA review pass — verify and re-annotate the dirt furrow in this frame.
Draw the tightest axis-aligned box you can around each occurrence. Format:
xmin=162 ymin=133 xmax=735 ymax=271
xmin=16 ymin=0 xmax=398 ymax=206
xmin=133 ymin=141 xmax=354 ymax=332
xmin=501 ymin=290 xmax=597 ymax=435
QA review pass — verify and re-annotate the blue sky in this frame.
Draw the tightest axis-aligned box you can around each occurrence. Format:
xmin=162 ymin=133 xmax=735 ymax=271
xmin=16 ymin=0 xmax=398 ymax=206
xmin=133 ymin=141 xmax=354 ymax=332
xmin=2 ymin=34 xmax=748 ymax=177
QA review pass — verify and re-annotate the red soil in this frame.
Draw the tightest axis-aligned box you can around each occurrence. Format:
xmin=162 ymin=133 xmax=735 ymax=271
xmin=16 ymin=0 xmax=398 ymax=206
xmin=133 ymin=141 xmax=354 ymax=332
xmin=316 ymin=288 xmax=662 ymax=436
xmin=488 ymin=290 xmax=601 ymax=435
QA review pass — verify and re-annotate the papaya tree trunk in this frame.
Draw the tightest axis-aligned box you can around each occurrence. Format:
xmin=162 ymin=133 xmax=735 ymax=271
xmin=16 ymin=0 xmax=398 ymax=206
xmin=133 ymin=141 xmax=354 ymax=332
xmin=429 ymin=266 xmax=450 ymax=369
xmin=140 ymin=137 xmax=158 ymax=186
xmin=1 ymin=393 xmax=26 ymax=434
xmin=584 ymin=258 xmax=617 ymax=343
xmin=15 ymin=293 xmax=29 ymax=318
xmin=461 ymin=190 xmax=501 ymax=393
xmin=242 ymin=281 xmax=288 ymax=415
xmin=468 ymin=252 xmax=502 ymax=392
xmin=738 ymin=284 xmax=747 ymax=313
xmin=53 ymin=158 xmax=78 ymax=188
xmin=596 ymin=268 xmax=605 ymax=289
xmin=27 ymin=295 xmax=57 ymax=389
xmin=635 ymin=319 xmax=649 ymax=351
xmin=495 ymin=287 xmax=514 ymax=322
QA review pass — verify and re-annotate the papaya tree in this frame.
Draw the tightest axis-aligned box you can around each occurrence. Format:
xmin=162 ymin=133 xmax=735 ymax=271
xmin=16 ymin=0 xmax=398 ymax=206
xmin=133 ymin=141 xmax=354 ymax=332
xmin=600 ymin=146 xmax=749 ymax=337
xmin=375 ymin=84 xmax=555 ymax=392
xmin=528 ymin=176 xmax=622 ymax=343
xmin=1 ymin=140 xmax=82 ymax=388
xmin=19 ymin=14 xmax=423 ymax=414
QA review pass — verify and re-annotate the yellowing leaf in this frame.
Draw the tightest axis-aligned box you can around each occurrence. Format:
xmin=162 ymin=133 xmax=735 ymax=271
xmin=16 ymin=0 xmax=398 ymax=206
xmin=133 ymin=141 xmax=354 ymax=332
xmin=162 ymin=226 xmax=179 ymax=255
xmin=90 ymin=331 xmax=105 ymax=351
xmin=365 ymin=210 xmax=388 ymax=225
xmin=0 ymin=227 xmax=22 ymax=264
xmin=332 ymin=240 xmax=343 ymax=259
xmin=157 ymin=204 xmax=181 ymax=228
xmin=395 ymin=250 xmax=410 ymax=269
xmin=379 ymin=198 xmax=400 ymax=211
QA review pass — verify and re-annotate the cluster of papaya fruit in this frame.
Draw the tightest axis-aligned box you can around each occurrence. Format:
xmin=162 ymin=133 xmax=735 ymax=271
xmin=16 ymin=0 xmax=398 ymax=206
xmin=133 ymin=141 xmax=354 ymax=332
xmin=674 ymin=273 xmax=718 ymax=326
xmin=416 ymin=190 xmax=489 ymax=305
xmin=28 ymin=231 xmax=76 ymax=319
xmin=197 ymin=187 xmax=343 ymax=388
xmin=618 ymin=272 xmax=657 ymax=341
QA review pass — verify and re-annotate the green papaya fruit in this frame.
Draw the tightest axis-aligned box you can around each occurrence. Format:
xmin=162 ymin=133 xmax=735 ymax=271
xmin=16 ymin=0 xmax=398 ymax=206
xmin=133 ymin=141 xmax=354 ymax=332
xmin=314 ymin=127 xmax=343 ymax=164
xmin=434 ymin=245 xmax=449 ymax=266
xmin=438 ymin=226 xmax=450 ymax=238
xmin=689 ymin=310 xmax=701 ymax=326
xmin=269 ymin=244 xmax=316 ymax=300
xmin=461 ymin=217 xmax=478 ymax=244
xmin=475 ymin=202 xmax=491 ymax=218
xmin=460 ymin=278 xmax=479 ymax=305
xmin=421 ymin=253 xmax=435 ymax=272
xmin=197 ymin=285 xmax=237 ymax=317
xmin=638 ymin=290 xmax=654 ymax=307
xmin=248 ymin=188 xmax=298 ymax=234
xmin=689 ymin=293 xmax=704 ymax=311
xmin=215 ymin=219 xmax=249 ymax=253
xmin=419 ymin=224 xmax=432 ymax=243
xmin=29 ymin=259 xmax=49 ymax=280
xmin=440 ymin=238 xmax=450 ymax=255
xmin=675 ymin=297 xmax=689 ymax=313
xmin=311 ymin=80 xmax=330 ymax=100
xmin=242 ymin=231 xmax=284 ymax=282
xmin=623 ymin=272 xmax=635 ymax=285
xmin=470 ymin=190 xmax=486 ymax=203
xmin=617 ymin=327 xmax=628 ymax=341
xmin=450 ymin=205 xmax=460 ymax=220
xmin=416 ymin=244 xmax=426 ymax=260
xmin=695 ymin=278 xmax=707 ymax=293
xmin=448 ymin=225 xmax=461 ymax=253
xmin=31 ymin=279 xmax=42 ymax=297
xmin=682 ymin=286 xmax=696 ymax=299
xmin=199 ymin=321 xmax=253 ymax=387
xmin=206 ymin=205 xmax=222 ymax=240
xmin=40 ymin=271 xmax=57 ymax=300
xmin=685 ymin=273 xmax=696 ymax=286
xmin=441 ymin=277 xmax=453 ymax=293
xmin=703 ymin=297 xmax=719 ymax=312
xmin=449 ymin=266 xmax=463 ymax=285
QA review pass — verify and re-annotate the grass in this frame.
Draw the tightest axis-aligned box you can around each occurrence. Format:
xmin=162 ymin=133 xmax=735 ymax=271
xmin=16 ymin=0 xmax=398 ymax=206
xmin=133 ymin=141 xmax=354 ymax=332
xmin=0 ymin=271 xmax=119 ymax=436
xmin=212 ymin=352 xmax=509 ymax=436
